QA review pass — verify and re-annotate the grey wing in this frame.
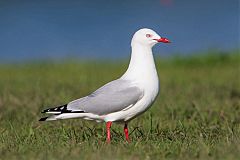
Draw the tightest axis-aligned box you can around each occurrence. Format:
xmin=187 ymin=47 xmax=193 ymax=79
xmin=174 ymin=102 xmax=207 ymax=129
xmin=67 ymin=79 xmax=143 ymax=115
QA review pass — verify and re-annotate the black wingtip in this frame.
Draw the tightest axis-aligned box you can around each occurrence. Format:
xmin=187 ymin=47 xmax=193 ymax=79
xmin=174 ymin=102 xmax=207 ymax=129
xmin=39 ymin=117 xmax=48 ymax=121
xmin=41 ymin=104 xmax=68 ymax=113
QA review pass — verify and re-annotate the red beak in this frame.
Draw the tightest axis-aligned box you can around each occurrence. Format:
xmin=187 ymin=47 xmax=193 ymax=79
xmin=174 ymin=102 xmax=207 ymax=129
xmin=154 ymin=37 xmax=170 ymax=43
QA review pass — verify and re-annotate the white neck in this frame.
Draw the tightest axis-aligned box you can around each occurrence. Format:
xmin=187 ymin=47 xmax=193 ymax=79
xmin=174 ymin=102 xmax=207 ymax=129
xmin=121 ymin=43 xmax=158 ymax=83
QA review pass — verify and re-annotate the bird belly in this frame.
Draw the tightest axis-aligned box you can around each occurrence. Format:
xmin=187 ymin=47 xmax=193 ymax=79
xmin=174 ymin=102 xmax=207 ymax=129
xmin=103 ymin=92 xmax=158 ymax=123
xmin=104 ymin=77 xmax=159 ymax=122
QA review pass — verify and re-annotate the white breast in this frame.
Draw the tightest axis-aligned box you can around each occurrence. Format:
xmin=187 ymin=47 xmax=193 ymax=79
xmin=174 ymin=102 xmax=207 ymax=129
xmin=104 ymin=48 xmax=159 ymax=122
xmin=103 ymin=77 xmax=159 ymax=122
xmin=122 ymin=67 xmax=159 ymax=121
xmin=103 ymin=43 xmax=160 ymax=122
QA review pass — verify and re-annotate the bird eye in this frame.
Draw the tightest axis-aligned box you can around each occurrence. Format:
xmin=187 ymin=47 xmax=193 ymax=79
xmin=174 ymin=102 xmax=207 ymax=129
xmin=146 ymin=34 xmax=152 ymax=38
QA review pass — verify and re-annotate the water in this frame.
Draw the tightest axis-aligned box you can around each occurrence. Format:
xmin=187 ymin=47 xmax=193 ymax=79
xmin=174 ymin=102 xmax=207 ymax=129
xmin=0 ymin=0 xmax=239 ymax=62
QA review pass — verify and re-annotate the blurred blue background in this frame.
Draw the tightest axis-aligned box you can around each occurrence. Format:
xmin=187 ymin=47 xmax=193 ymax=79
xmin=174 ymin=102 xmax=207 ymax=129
xmin=0 ymin=0 xmax=239 ymax=62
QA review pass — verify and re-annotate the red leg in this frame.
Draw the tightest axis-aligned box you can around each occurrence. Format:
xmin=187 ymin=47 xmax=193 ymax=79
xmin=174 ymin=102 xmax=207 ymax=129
xmin=106 ymin=121 xmax=112 ymax=143
xmin=124 ymin=123 xmax=130 ymax=142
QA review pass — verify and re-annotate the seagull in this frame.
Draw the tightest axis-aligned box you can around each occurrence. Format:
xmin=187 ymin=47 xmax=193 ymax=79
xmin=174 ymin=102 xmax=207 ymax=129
xmin=39 ymin=28 xmax=170 ymax=142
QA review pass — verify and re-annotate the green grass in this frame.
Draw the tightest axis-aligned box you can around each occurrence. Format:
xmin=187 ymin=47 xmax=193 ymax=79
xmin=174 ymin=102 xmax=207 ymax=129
xmin=0 ymin=52 xmax=240 ymax=160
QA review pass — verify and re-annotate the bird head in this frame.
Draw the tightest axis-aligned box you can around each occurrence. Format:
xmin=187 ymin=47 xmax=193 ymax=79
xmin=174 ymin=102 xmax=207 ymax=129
xmin=131 ymin=28 xmax=170 ymax=48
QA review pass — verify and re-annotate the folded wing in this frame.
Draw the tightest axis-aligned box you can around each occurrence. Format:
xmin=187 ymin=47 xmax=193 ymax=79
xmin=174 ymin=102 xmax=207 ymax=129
xmin=67 ymin=79 xmax=143 ymax=115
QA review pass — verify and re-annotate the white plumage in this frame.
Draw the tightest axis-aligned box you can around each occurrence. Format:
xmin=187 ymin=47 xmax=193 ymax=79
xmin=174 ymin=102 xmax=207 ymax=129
xmin=39 ymin=28 xmax=170 ymax=142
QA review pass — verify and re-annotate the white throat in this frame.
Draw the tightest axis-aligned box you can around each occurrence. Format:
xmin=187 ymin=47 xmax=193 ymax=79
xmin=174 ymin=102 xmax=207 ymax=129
xmin=121 ymin=43 xmax=158 ymax=83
